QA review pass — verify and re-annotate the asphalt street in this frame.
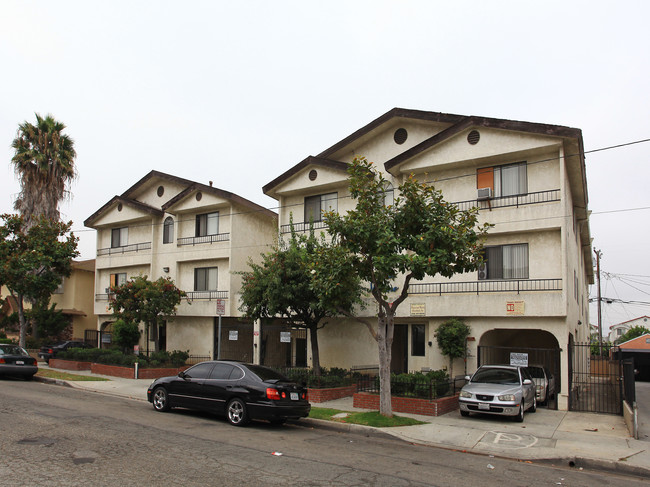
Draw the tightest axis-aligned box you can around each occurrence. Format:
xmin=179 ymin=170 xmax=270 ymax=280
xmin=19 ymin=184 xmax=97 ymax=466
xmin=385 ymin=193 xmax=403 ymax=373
xmin=2 ymin=379 xmax=649 ymax=487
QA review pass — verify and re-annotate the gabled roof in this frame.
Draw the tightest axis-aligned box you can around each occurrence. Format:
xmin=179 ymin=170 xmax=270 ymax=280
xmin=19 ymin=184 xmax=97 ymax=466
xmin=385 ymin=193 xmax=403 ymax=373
xmin=262 ymin=156 xmax=348 ymax=196
xmin=383 ymin=115 xmax=583 ymax=172
xmin=87 ymin=170 xmax=277 ymax=227
xmin=163 ymin=181 xmax=277 ymax=219
xmin=121 ymin=170 xmax=197 ymax=199
xmin=84 ymin=195 xmax=163 ymax=227
xmin=612 ymin=316 xmax=650 ymax=328
xmin=316 ymin=108 xmax=465 ymax=159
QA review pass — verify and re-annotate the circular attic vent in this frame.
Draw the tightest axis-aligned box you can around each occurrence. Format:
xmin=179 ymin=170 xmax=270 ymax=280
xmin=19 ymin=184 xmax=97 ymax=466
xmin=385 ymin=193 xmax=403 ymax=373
xmin=309 ymin=169 xmax=318 ymax=181
xmin=196 ymin=192 xmax=202 ymax=201
xmin=117 ymin=203 xmax=123 ymax=212
xmin=157 ymin=185 xmax=165 ymax=197
xmin=394 ymin=128 xmax=408 ymax=145
xmin=467 ymin=130 xmax=480 ymax=145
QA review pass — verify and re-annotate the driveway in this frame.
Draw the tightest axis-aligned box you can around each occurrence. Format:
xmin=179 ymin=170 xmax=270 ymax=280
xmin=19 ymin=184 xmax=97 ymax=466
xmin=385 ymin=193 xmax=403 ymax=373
xmin=637 ymin=380 xmax=650 ymax=441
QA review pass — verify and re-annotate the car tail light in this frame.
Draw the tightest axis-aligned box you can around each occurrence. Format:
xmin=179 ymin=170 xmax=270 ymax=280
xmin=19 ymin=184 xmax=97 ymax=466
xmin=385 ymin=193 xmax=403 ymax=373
xmin=266 ymin=388 xmax=281 ymax=400
xmin=48 ymin=349 xmax=53 ymax=354
xmin=0 ymin=358 xmax=5 ymax=364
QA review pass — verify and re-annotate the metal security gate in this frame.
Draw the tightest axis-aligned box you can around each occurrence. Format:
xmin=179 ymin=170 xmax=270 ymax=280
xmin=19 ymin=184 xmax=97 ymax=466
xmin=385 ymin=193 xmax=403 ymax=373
xmin=260 ymin=323 xmax=307 ymax=368
xmin=214 ymin=319 xmax=253 ymax=362
xmin=477 ymin=345 xmax=561 ymax=409
xmin=568 ymin=343 xmax=622 ymax=415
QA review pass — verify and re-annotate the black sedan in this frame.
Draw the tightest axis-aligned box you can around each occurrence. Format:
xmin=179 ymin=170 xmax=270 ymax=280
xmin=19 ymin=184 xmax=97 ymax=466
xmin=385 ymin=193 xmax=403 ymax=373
xmin=147 ymin=361 xmax=311 ymax=426
xmin=38 ymin=340 xmax=91 ymax=363
xmin=0 ymin=344 xmax=38 ymax=380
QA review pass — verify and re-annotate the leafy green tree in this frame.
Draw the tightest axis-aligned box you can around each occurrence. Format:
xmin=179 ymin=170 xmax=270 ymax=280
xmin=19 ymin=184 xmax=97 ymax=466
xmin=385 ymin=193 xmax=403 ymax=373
xmin=0 ymin=214 xmax=79 ymax=347
xmin=435 ymin=318 xmax=470 ymax=379
xmin=108 ymin=275 xmax=185 ymax=353
xmin=590 ymin=340 xmax=612 ymax=357
xmin=11 ymin=113 xmax=77 ymax=229
xmin=321 ymin=157 xmax=490 ymax=416
xmin=28 ymin=303 xmax=70 ymax=340
xmin=616 ymin=325 xmax=650 ymax=345
xmin=238 ymin=226 xmax=362 ymax=376
xmin=112 ymin=319 xmax=142 ymax=353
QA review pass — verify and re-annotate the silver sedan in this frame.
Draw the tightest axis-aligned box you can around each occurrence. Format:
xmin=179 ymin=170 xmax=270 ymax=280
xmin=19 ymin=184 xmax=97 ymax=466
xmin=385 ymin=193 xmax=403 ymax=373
xmin=458 ymin=365 xmax=537 ymax=422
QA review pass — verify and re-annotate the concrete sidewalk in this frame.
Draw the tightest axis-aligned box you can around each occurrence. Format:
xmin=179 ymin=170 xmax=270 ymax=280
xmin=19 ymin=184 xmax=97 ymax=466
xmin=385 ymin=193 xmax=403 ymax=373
xmin=36 ymin=365 xmax=650 ymax=477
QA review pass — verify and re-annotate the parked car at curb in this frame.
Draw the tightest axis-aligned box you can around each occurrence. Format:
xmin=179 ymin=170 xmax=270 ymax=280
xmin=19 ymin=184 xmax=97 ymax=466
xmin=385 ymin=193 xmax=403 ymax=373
xmin=147 ymin=361 xmax=311 ymax=426
xmin=458 ymin=364 xmax=536 ymax=422
xmin=525 ymin=365 xmax=556 ymax=404
xmin=38 ymin=340 xmax=91 ymax=363
xmin=0 ymin=344 xmax=38 ymax=380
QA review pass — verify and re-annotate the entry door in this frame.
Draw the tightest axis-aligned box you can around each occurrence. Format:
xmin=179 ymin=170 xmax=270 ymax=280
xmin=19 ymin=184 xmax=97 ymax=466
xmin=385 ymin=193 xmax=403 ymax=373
xmin=391 ymin=325 xmax=408 ymax=374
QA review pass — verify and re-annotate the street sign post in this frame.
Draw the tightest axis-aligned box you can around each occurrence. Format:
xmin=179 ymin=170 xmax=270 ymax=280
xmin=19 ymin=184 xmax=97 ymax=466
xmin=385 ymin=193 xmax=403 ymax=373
xmin=216 ymin=299 xmax=226 ymax=359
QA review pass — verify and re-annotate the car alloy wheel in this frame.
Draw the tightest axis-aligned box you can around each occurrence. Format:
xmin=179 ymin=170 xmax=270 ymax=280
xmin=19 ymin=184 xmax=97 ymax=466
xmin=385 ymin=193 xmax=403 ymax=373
xmin=227 ymin=398 xmax=249 ymax=426
xmin=152 ymin=387 xmax=170 ymax=412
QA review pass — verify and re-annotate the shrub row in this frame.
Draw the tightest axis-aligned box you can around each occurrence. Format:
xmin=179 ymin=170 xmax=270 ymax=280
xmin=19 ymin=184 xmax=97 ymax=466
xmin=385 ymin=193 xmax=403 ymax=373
xmin=278 ymin=367 xmax=353 ymax=388
xmin=57 ymin=348 xmax=189 ymax=368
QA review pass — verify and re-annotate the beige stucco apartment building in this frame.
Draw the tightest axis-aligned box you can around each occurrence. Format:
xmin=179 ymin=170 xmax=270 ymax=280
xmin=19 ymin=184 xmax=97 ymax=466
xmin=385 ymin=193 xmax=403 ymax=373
xmin=263 ymin=108 xmax=594 ymax=411
xmin=85 ymin=171 xmax=277 ymax=359
xmin=1 ymin=259 xmax=97 ymax=342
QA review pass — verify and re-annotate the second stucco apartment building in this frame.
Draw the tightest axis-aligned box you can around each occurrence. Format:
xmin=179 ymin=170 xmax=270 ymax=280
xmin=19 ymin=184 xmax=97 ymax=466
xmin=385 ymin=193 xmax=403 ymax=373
xmin=85 ymin=171 xmax=277 ymax=360
xmin=263 ymin=108 xmax=593 ymax=410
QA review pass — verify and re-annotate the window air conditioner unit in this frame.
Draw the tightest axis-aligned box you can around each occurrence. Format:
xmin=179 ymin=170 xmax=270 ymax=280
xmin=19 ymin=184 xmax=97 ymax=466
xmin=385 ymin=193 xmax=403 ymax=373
xmin=477 ymin=262 xmax=487 ymax=280
xmin=477 ymin=187 xmax=492 ymax=200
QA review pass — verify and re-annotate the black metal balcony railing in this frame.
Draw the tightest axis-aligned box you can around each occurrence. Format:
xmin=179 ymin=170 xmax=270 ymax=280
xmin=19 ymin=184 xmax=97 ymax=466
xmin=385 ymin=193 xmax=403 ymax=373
xmin=453 ymin=189 xmax=561 ymax=212
xmin=177 ymin=233 xmax=230 ymax=246
xmin=281 ymin=189 xmax=561 ymax=234
xmin=97 ymin=242 xmax=152 ymax=256
xmin=279 ymin=220 xmax=328 ymax=235
xmin=408 ymin=278 xmax=562 ymax=296
xmin=185 ymin=291 xmax=228 ymax=301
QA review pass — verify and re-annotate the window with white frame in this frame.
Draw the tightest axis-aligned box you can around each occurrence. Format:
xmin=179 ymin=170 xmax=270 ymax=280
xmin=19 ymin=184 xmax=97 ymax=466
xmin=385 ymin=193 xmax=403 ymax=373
xmin=479 ymin=244 xmax=529 ymax=280
xmin=109 ymin=273 xmax=127 ymax=291
xmin=380 ymin=182 xmax=394 ymax=207
xmin=194 ymin=267 xmax=218 ymax=291
xmin=304 ymin=193 xmax=337 ymax=223
xmin=195 ymin=212 xmax=219 ymax=237
xmin=111 ymin=227 xmax=128 ymax=248
xmin=477 ymin=162 xmax=527 ymax=198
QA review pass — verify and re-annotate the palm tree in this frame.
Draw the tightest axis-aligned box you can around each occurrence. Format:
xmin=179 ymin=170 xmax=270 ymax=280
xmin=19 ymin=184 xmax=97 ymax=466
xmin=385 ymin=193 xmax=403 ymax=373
xmin=11 ymin=113 xmax=77 ymax=228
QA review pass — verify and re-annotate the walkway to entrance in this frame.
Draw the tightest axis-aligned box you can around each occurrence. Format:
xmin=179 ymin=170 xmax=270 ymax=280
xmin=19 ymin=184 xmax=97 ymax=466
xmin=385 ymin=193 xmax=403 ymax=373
xmin=638 ymin=381 xmax=650 ymax=442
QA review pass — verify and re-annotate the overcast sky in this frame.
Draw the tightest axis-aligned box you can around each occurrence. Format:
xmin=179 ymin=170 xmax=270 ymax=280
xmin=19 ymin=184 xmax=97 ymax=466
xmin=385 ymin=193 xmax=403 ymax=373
xmin=1 ymin=1 xmax=649 ymax=331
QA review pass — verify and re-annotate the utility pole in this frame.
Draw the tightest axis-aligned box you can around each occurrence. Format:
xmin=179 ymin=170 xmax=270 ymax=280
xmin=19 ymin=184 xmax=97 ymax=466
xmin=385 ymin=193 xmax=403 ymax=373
xmin=594 ymin=248 xmax=603 ymax=355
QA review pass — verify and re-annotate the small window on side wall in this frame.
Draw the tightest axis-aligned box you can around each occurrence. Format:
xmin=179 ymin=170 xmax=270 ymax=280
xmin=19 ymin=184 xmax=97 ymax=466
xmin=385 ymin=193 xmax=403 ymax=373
xmin=111 ymin=227 xmax=128 ymax=248
xmin=163 ymin=217 xmax=174 ymax=244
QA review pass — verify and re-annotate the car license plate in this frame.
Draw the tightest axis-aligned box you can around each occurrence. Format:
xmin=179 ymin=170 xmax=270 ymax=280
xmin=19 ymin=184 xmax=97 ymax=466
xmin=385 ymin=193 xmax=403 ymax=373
xmin=290 ymin=392 xmax=299 ymax=401
xmin=16 ymin=361 xmax=24 ymax=365
xmin=478 ymin=403 xmax=490 ymax=410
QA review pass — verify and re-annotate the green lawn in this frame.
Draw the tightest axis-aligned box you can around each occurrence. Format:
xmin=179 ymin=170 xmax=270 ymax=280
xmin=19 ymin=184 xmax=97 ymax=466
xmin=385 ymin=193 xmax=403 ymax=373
xmin=309 ymin=407 xmax=425 ymax=427
xmin=36 ymin=369 xmax=109 ymax=381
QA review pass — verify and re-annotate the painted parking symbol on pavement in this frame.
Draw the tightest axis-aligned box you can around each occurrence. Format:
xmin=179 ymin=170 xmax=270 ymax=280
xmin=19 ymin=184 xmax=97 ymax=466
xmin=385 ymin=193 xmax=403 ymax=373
xmin=481 ymin=431 xmax=539 ymax=449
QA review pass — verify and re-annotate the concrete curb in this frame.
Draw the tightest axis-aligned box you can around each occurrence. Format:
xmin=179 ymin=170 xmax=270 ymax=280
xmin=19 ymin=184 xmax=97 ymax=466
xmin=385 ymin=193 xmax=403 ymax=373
xmin=293 ymin=417 xmax=397 ymax=441
xmin=34 ymin=375 xmax=72 ymax=388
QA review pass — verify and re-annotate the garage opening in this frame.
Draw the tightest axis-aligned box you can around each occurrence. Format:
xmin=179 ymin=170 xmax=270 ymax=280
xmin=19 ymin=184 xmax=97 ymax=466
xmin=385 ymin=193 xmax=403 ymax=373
xmin=478 ymin=329 xmax=561 ymax=409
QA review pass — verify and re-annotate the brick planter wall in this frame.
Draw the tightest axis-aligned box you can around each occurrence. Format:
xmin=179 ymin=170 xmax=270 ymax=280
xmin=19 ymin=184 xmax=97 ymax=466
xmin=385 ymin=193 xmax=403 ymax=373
xmin=137 ymin=366 xmax=190 ymax=380
xmin=353 ymin=392 xmax=459 ymax=416
xmin=307 ymin=385 xmax=357 ymax=403
xmin=49 ymin=359 xmax=92 ymax=371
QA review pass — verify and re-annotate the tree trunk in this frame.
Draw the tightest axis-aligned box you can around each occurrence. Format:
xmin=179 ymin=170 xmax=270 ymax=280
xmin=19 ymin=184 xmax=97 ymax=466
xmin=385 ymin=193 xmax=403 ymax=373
xmin=377 ymin=312 xmax=394 ymax=417
xmin=16 ymin=293 xmax=27 ymax=348
xmin=449 ymin=356 xmax=454 ymax=382
xmin=309 ymin=325 xmax=321 ymax=377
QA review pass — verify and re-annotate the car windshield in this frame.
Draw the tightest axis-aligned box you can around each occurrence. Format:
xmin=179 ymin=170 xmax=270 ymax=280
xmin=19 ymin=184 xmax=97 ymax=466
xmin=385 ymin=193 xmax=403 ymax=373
xmin=526 ymin=367 xmax=545 ymax=379
xmin=246 ymin=365 xmax=290 ymax=382
xmin=0 ymin=345 xmax=29 ymax=356
xmin=472 ymin=368 xmax=520 ymax=385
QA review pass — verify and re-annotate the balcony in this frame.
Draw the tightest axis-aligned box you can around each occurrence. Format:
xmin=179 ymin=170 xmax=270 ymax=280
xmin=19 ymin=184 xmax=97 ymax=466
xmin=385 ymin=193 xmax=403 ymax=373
xmin=280 ymin=189 xmax=561 ymax=234
xmin=185 ymin=291 xmax=228 ymax=301
xmin=408 ymin=278 xmax=562 ymax=296
xmin=97 ymin=242 xmax=152 ymax=256
xmin=177 ymin=233 xmax=230 ymax=246
xmin=454 ymin=189 xmax=560 ymax=212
